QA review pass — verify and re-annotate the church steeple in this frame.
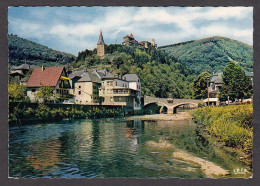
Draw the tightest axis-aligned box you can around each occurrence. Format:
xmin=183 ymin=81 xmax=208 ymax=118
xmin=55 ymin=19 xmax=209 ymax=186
xmin=97 ymin=30 xmax=105 ymax=44
xmin=97 ymin=30 xmax=105 ymax=57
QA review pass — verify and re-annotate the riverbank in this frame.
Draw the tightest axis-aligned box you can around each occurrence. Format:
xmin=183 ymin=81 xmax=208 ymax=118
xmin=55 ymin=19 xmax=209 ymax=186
xmin=128 ymin=110 xmax=252 ymax=178
xmin=190 ymin=104 xmax=253 ymax=156
xmin=146 ymin=140 xmax=229 ymax=178
xmin=126 ymin=112 xmax=193 ymax=121
xmin=9 ymin=103 xmax=122 ymax=125
xmin=190 ymin=104 xmax=253 ymax=174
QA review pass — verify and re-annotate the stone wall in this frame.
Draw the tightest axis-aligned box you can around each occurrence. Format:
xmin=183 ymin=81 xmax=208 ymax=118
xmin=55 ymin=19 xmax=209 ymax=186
xmin=144 ymin=96 xmax=203 ymax=106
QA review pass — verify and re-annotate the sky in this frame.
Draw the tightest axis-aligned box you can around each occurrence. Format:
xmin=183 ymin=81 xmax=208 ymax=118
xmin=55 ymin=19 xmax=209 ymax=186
xmin=8 ymin=7 xmax=253 ymax=55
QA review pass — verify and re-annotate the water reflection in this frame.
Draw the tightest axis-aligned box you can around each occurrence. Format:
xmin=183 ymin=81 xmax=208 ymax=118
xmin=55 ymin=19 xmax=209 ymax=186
xmin=9 ymin=118 xmax=204 ymax=178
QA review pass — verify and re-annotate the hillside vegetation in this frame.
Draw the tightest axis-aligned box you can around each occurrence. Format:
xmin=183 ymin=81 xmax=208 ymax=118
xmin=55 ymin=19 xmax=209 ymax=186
xmin=8 ymin=34 xmax=76 ymax=67
xmin=159 ymin=36 xmax=253 ymax=74
xmin=73 ymin=44 xmax=195 ymax=98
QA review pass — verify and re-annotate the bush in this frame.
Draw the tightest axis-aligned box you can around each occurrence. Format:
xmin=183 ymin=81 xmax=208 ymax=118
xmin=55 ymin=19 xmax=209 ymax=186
xmin=9 ymin=104 xmax=123 ymax=122
xmin=191 ymin=104 xmax=253 ymax=154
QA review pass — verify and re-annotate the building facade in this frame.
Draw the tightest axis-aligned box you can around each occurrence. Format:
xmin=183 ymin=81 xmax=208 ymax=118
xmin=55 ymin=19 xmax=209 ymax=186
xmin=123 ymin=74 xmax=142 ymax=110
xmin=26 ymin=66 xmax=71 ymax=102
xmin=99 ymin=72 xmax=137 ymax=110
xmin=73 ymin=71 xmax=102 ymax=104
xmin=67 ymin=68 xmax=141 ymax=110
xmin=204 ymin=70 xmax=253 ymax=105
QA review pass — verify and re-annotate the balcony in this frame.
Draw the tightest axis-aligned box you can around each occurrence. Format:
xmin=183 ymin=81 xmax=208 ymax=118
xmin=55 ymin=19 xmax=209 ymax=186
xmin=55 ymin=88 xmax=73 ymax=99
xmin=112 ymin=88 xmax=136 ymax=97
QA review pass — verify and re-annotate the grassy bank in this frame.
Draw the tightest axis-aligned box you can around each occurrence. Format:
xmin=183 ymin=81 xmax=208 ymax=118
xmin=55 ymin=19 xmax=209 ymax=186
xmin=190 ymin=104 xmax=253 ymax=156
xmin=9 ymin=103 xmax=122 ymax=125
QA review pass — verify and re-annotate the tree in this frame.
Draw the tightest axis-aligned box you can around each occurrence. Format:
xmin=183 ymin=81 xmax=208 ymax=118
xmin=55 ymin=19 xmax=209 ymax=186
xmin=218 ymin=61 xmax=252 ymax=102
xmin=193 ymin=72 xmax=211 ymax=99
xmin=8 ymin=83 xmax=26 ymax=101
xmin=35 ymin=84 xmax=54 ymax=104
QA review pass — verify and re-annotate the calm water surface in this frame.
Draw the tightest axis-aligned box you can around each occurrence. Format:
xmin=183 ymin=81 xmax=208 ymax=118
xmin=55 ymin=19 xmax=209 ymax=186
xmin=9 ymin=117 xmax=223 ymax=178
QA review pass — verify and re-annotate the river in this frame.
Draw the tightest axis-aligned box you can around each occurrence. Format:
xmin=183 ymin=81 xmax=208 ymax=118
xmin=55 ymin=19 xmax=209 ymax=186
xmin=9 ymin=114 xmax=250 ymax=178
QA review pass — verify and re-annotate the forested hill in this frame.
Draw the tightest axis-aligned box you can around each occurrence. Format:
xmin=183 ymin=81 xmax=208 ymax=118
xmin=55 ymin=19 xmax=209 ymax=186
xmin=72 ymin=44 xmax=195 ymax=99
xmin=8 ymin=34 xmax=76 ymax=67
xmin=158 ymin=36 xmax=253 ymax=74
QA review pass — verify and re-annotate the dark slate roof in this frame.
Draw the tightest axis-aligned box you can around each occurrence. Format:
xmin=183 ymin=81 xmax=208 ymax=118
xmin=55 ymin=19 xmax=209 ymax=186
xmin=102 ymin=72 xmax=116 ymax=79
xmin=123 ymin=74 xmax=139 ymax=82
xmin=89 ymin=72 xmax=102 ymax=83
xmin=78 ymin=72 xmax=101 ymax=83
xmin=210 ymin=71 xmax=223 ymax=83
xmin=11 ymin=64 xmax=31 ymax=70
xmin=97 ymin=30 xmax=105 ymax=44
xmin=78 ymin=72 xmax=91 ymax=82
xmin=9 ymin=70 xmax=24 ymax=76
xmin=68 ymin=69 xmax=85 ymax=79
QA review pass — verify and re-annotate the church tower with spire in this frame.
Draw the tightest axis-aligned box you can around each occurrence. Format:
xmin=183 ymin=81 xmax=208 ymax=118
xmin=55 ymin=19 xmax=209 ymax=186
xmin=97 ymin=30 xmax=105 ymax=57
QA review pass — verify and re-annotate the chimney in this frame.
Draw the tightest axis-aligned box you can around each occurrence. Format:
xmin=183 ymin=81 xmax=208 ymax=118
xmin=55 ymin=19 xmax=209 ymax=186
xmin=41 ymin=65 xmax=45 ymax=71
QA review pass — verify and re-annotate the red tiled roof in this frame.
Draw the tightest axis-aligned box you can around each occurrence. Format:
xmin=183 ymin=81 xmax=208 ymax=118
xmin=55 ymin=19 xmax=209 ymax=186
xmin=26 ymin=67 xmax=64 ymax=87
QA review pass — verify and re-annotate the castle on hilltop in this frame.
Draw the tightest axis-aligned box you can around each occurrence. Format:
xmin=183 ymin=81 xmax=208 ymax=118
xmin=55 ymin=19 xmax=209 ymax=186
xmin=96 ymin=31 xmax=157 ymax=57
xmin=122 ymin=33 xmax=157 ymax=48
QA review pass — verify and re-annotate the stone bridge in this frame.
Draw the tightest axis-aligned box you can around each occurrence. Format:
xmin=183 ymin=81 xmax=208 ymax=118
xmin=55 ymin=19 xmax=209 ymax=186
xmin=144 ymin=96 xmax=203 ymax=114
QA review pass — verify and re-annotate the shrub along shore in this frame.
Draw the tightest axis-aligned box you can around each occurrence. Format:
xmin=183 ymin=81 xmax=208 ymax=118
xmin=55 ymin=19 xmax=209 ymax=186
xmin=191 ymin=104 xmax=253 ymax=157
xmin=9 ymin=103 xmax=122 ymax=125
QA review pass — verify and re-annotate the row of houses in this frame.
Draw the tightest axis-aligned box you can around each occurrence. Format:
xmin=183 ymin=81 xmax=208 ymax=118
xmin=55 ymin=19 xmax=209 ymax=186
xmin=25 ymin=66 xmax=142 ymax=111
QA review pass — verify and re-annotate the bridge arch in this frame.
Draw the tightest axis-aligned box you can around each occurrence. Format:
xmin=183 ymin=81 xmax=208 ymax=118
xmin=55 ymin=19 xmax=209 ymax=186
xmin=171 ymin=102 xmax=199 ymax=114
xmin=143 ymin=102 xmax=169 ymax=114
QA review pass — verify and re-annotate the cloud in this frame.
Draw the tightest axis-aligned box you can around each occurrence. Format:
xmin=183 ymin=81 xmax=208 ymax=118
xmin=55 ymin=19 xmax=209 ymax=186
xmin=8 ymin=7 xmax=253 ymax=55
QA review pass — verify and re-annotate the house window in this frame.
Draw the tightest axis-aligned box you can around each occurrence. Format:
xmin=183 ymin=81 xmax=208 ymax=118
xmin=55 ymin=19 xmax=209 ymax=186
xmin=32 ymin=89 xmax=36 ymax=92
xmin=110 ymin=81 xmax=113 ymax=86
xmin=78 ymin=91 xmax=81 ymax=95
xmin=79 ymin=86 xmax=81 ymax=89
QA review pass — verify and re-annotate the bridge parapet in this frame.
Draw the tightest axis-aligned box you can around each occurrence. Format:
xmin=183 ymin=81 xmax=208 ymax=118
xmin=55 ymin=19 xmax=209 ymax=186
xmin=144 ymin=96 xmax=203 ymax=106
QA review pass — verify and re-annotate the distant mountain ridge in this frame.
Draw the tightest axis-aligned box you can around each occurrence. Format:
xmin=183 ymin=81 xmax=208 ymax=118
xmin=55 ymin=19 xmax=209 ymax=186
xmin=8 ymin=34 xmax=76 ymax=67
xmin=158 ymin=36 xmax=253 ymax=74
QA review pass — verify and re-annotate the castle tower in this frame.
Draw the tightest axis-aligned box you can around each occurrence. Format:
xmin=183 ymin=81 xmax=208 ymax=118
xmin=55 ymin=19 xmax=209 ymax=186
xmin=97 ymin=30 xmax=105 ymax=57
xmin=152 ymin=38 xmax=157 ymax=48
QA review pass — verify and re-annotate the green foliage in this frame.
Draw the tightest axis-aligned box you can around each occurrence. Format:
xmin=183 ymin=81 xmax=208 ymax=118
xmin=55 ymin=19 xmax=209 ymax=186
xmin=35 ymin=104 xmax=51 ymax=120
xmin=35 ymin=85 xmax=54 ymax=103
xmin=218 ymin=61 xmax=253 ymax=101
xmin=191 ymin=104 xmax=253 ymax=154
xmin=8 ymin=83 xmax=26 ymax=101
xmin=193 ymin=72 xmax=211 ymax=99
xmin=73 ymin=44 xmax=195 ymax=98
xmin=9 ymin=104 xmax=123 ymax=123
xmin=159 ymin=36 xmax=253 ymax=74
xmin=8 ymin=34 xmax=75 ymax=67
